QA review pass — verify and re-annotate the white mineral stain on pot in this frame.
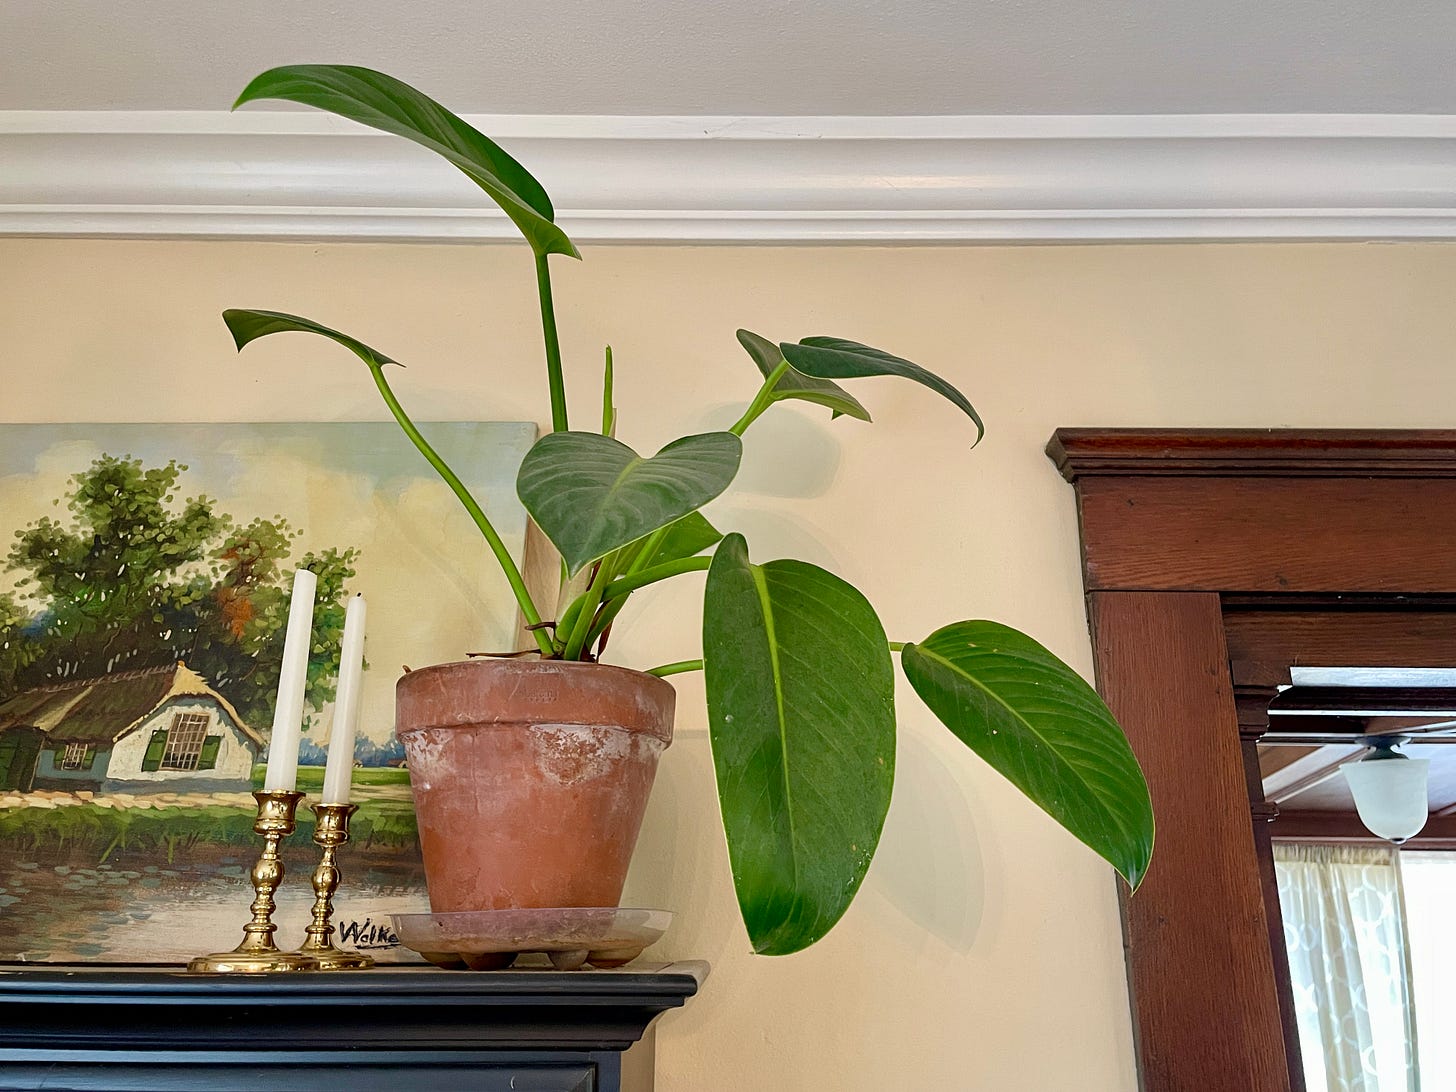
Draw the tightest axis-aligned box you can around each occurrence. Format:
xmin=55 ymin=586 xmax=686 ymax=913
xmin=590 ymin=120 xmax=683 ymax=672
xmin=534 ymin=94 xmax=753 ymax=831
xmin=529 ymin=723 xmax=663 ymax=786
xmin=402 ymin=729 xmax=455 ymax=792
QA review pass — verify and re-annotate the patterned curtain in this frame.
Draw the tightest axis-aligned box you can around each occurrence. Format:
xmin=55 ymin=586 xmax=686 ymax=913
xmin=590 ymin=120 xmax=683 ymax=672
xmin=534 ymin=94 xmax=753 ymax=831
xmin=1274 ymin=842 xmax=1419 ymax=1092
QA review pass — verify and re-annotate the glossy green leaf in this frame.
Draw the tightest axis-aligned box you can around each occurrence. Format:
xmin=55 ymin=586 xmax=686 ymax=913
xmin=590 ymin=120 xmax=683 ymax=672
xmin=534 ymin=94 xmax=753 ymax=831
xmin=703 ymin=533 xmax=895 ymax=955
xmin=781 ymin=336 xmax=983 ymax=442
xmin=643 ymin=511 xmax=723 ymax=568
xmin=222 ymin=309 xmax=398 ymax=371
xmin=901 ymin=621 xmax=1153 ymax=888
xmin=518 ymin=431 xmax=741 ymax=576
xmin=736 ymin=329 xmax=871 ymax=422
xmin=235 ymin=65 xmax=578 ymax=259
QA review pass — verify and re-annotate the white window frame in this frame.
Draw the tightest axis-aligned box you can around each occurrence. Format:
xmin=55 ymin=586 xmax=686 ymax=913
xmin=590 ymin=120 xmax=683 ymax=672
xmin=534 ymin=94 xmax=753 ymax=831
xmin=59 ymin=741 xmax=86 ymax=771
xmin=160 ymin=712 xmax=211 ymax=771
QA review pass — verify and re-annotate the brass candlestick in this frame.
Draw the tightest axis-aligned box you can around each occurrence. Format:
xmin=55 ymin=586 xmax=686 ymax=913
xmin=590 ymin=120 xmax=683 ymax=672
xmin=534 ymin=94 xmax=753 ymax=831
xmin=188 ymin=790 xmax=319 ymax=973
xmin=295 ymin=802 xmax=374 ymax=970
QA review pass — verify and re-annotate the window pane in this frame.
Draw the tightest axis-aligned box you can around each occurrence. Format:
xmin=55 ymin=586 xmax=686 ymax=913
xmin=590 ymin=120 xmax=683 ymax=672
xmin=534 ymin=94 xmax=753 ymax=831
xmin=1401 ymin=851 xmax=1456 ymax=1089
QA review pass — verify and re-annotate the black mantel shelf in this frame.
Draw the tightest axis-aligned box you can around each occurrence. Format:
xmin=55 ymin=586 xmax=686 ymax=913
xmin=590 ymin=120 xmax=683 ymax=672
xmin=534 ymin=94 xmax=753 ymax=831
xmin=0 ymin=961 xmax=707 ymax=1091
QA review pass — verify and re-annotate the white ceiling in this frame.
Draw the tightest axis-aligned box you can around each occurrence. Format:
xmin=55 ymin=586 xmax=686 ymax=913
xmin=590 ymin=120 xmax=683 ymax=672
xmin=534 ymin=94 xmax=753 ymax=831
xmin=10 ymin=1 xmax=1456 ymax=245
xmin=6 ymin=0 xmax=1456 ymax=116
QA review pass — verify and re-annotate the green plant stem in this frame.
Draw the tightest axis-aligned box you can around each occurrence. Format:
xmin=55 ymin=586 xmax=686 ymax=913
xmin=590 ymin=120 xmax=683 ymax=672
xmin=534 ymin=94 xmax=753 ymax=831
xmin=571 ymin=543 xmax=638 ymax=657
xmin=587 ymin=543 xmax=712 ymax=654
xmin=535 ymin=252 xmax=569 ymax=433
xmin=555 ymin=594 xmax=586 ymax=643
xmin=729 ymin=361 xmax=791 ymax=436
xmin=646 ymin=659 xmax=704 ymax=678
xmin=563 ymin=608 xmax=596 ymax=660
xmin=889 ymin=641 xmax=907 ymax=652
xmin=622 ymin=527 xmax=669 ymax=577
xmin=586 ymin=594 xmax=628 ymax=653
xmin=368 ymin=364 xmax=554 ymax=656
xmin=602 ymin=345 xmax=615 ymax=436
xmin=604 ymin=555 xmax=713 ymax=600
xmin=562 ymin=559 xmax=614 ymax=660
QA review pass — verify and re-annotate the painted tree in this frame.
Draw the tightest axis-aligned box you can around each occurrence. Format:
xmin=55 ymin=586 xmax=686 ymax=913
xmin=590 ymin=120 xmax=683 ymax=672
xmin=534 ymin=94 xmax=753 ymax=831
xmin=0 ymin=591 xmax=35 ymax=697
xmin=9 ymin=455 xmax=224 ymax=676
xmin=3 ymin=455 xmax=358 ymax=732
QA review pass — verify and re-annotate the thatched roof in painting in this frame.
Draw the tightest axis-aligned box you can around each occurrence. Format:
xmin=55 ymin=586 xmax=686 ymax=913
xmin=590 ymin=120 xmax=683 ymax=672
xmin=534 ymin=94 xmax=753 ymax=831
xmin=0 ymin=663 xmax=262 ymax=748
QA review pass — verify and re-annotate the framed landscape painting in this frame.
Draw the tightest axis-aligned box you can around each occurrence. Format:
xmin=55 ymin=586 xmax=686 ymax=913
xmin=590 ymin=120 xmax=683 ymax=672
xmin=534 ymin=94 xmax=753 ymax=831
xmin=0 ymin=421 xmax=540 ymax=963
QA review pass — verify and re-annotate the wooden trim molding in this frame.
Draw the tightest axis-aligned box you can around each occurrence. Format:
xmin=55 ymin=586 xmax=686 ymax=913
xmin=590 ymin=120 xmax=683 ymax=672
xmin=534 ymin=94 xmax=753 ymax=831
xmin=1089 ymin=591 xmax=1291 ymax=1090
xmin=1049 ymin=430 xmax=1456 ymax=595
xmin=1049 ymin=428 xmax=1456 ymax=479
xmin=1049 ymin=427 xmax=1456 ymax=1092
xmin=1271 ymin=812 xmax=1456 ymax=845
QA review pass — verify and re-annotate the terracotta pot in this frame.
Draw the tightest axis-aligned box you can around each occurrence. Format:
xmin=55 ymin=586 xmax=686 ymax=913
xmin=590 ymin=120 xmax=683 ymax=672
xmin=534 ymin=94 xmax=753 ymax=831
xmin=395 ymin=658 xmax=674 ymax=912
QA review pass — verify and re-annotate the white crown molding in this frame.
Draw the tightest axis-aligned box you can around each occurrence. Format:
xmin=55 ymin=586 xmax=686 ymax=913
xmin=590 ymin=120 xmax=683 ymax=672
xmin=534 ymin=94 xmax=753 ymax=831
xmin=5 ymin=111 xmax=1456 ymax=243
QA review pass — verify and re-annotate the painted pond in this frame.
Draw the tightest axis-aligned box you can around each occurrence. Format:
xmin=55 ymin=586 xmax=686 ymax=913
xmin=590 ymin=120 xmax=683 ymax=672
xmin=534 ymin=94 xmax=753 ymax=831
xmin=0 ymin=786 xmax=427 ymax=963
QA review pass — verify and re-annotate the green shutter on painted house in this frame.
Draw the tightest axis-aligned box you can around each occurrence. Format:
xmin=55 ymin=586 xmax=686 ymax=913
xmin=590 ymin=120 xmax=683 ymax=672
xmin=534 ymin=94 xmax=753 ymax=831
xmin=198 ymin=736 xmax=222 ymax=771
xmin=81 ymin=746 xmax=96 ymax=771
xmin=141 ymin=729 xmax=167 ymax=772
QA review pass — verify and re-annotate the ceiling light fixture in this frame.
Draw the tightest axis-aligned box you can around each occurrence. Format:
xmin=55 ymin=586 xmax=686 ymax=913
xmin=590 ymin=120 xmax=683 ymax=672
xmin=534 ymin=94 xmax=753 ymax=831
xmin=1340 ymin=737 xmax=1430 ymax=844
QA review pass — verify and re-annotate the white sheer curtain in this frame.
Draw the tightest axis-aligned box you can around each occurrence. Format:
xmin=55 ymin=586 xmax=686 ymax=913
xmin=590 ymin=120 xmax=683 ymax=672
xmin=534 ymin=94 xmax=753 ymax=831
xmin=1274 ymin=843 xmax=1419 ymax=1092
xmin=1397 ymin=852 xmax=1456 ymax=1090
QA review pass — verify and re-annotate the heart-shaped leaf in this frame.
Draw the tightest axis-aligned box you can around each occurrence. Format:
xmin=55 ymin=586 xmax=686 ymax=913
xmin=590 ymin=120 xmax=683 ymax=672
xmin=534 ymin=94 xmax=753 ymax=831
xmin=901 ymin=621 xmax=1153 ymax=888
xmin=736 ymin=329 xmax=871 ymax=422
xmin=781 ymin=337 xmax=983 ymax=443
xmin=222 ymin=309 xmax=399 ymax=371
xmin=235 ymin=65 xmax=578 ymax=259
xmin=703 ymin=533 xmax=895 ymax=955
xmin=518 ymin=431 xmax=742 ymax=575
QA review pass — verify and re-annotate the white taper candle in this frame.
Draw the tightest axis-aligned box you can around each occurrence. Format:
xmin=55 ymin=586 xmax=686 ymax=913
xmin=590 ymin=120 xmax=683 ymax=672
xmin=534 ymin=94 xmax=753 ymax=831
xmin=321 ymin=593 xmax=366 ymax=805
xmin=263 ymin=567 xmax=317 ymax=792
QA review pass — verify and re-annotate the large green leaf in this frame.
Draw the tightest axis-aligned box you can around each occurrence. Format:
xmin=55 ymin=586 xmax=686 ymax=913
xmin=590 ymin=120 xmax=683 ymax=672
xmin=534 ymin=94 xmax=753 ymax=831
xmin=736 ymin=329 xmax=871 ymax=422
xmin=222 ymin=308 xmax=398 ymax=371
xmin=703 ymin=533 xmax=895 ymax=955
xmin=235 ymin=65 xmax=578 ymax=259
xmin=901 ymin=621 xmax=1153 ymax=888
xmin=518 ymin=431 xmax=741 ymax=576
xmin=781 ymin=337 xmax=983 ymax=442
xmin=643 ymin=511 xmax=723 ymax=568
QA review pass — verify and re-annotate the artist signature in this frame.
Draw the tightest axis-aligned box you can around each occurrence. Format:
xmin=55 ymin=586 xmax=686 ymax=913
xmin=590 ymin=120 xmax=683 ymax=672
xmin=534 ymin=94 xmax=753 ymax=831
xmin=335 ymin=917 xmax=399 ymax=949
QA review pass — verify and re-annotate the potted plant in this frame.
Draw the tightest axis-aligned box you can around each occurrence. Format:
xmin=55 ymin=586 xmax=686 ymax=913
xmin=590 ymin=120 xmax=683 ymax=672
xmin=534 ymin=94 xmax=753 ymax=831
xmin=222 ymin=65 xmax=1154 ymax=956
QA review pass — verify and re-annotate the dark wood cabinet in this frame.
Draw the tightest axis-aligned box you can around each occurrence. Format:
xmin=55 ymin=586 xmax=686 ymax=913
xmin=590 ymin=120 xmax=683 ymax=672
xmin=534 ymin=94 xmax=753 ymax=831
xmin=0 ymin=962 xmax=705 ymax=1091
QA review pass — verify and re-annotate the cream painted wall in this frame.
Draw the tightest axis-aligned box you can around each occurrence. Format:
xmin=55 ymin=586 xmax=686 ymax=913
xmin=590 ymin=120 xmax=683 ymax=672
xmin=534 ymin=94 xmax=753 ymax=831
xmin=7 ymin=238 xmax=1456 ymax=1090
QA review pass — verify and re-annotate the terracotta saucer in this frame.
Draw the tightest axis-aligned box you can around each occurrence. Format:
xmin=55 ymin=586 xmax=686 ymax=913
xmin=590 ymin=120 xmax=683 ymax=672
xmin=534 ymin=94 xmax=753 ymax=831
xmin=391 ymin=907 xmax=671 ymax=970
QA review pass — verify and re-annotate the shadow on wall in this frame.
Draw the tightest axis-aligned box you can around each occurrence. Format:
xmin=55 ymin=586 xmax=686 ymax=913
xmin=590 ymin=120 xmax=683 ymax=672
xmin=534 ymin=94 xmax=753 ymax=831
xmin=867 ymin=725 xmax=986 ymax=953
xmin=618 ymin=735 xmax=699 ymax=950
xmin=698 ymin=400 xmax=843 ymax=499
xmin=622 ymin=684 xmax=987 ymax=960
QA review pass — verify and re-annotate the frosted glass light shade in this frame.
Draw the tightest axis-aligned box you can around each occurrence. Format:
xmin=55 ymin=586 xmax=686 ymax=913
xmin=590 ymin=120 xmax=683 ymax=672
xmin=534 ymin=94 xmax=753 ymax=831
xmin=1342 ymin=755 xmax=1430 ymax=843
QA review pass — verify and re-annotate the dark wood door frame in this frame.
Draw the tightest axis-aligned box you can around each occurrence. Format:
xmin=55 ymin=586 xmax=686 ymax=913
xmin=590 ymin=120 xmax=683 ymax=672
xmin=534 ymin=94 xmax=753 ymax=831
xmin=1048 ymin=428 xmax=1456 ymax=1092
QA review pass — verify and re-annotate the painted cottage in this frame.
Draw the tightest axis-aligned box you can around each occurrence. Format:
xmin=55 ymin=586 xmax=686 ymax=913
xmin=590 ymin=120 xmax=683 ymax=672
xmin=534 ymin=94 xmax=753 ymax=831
xmin=0 ymin=663 xmax=262 ymax=793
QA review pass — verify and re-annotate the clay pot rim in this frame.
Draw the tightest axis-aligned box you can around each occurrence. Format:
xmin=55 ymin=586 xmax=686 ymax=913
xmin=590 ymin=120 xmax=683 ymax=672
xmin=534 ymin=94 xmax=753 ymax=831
xmin=402 ymin=656 xmax=674 ymax=690
xmin=395 ymin=656 xmax=676 ymax=744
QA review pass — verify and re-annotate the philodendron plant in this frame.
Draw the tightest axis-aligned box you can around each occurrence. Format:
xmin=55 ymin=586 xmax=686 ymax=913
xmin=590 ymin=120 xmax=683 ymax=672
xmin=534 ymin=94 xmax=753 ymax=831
xmin=223 ymin=65 xmax=1154 ymax=956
